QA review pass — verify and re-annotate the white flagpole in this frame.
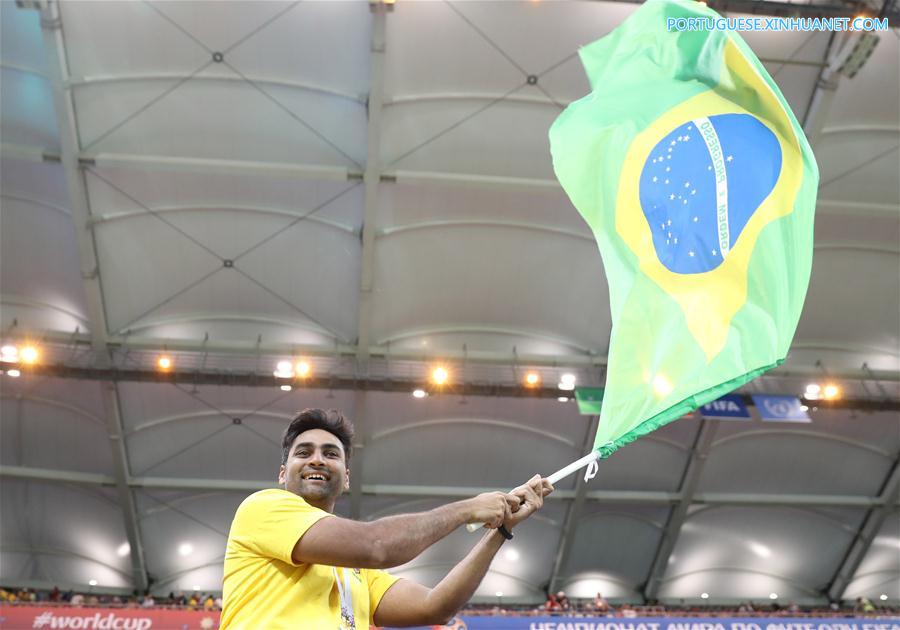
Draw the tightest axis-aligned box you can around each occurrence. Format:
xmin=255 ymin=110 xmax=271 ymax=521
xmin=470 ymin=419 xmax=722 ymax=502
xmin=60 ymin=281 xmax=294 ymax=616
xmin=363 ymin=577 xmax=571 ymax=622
xmin=465 ymin=450 xmax=601 ymax=532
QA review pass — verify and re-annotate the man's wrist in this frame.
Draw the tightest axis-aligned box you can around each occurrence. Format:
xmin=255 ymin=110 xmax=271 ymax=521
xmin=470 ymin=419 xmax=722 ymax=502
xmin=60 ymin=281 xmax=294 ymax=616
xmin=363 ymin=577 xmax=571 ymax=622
xmin=454 ymin=498 xmax=476 ymax=525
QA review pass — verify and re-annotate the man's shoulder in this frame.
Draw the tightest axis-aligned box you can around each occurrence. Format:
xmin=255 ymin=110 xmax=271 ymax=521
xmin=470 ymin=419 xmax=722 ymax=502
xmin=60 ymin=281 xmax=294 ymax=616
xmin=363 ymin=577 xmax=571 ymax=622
xmin=234 ymin=488 xmax=324 ymax=522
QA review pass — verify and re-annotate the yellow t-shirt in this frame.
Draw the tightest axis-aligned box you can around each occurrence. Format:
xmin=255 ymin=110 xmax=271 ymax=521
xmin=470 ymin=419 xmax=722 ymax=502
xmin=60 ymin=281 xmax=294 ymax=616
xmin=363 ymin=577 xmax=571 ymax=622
xmin=221 ymin=489 xmax=400 ymax=629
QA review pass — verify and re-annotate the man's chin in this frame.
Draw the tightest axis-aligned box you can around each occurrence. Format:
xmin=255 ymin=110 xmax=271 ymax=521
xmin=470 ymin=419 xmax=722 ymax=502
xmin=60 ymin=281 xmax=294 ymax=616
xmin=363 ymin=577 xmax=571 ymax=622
xmin=294 ymin=482 xmax=337 ymax=502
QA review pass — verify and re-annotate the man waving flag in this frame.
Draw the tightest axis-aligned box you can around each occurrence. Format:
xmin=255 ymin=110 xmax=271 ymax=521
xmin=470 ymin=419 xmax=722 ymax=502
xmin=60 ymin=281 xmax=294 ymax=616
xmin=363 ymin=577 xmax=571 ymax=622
xmin=550 ymin=0 xmax=818 ymax=458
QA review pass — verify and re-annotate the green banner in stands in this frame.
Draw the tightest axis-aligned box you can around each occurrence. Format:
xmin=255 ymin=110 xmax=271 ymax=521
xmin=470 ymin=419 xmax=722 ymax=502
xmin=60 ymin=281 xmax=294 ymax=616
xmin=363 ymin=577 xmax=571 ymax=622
xmin=575 ymin=387 xmax=605 ymax=415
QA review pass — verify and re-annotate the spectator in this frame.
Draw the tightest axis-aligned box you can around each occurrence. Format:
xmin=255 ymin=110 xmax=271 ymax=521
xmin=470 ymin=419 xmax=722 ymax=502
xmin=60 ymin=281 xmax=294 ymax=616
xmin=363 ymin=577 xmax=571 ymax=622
xmin=49 ymin=586 xmax=61 ymax=602
xmin=204 ymin=594 xmax=215 ymax=610
xmin=556 ymin=591 xmax=571 ymax=611
xmin=70 ymin=593 xmax=85 ymax=606
xmin=141 ymin=594 xmax=155 ymax=608
xmin=592 ymin=591 xmax=611 ymax=614
xmin=854 ymin=597 xmax=875 ymax=613
xmin=545 ymin=593 xmax=561 ymax=612
xmin=620 ymin=603 xmax=637 ymax=618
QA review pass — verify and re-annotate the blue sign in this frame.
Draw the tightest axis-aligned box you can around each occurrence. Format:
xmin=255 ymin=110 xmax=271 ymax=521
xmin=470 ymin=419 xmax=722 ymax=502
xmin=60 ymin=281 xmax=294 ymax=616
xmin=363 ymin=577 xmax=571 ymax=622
xmin=399 ymin=617 xmax=894 ymax=630
xmin=700 ymin=394 xmax=750 ymax=420
xmin=752 ymin=394 xmax=811 ymax=423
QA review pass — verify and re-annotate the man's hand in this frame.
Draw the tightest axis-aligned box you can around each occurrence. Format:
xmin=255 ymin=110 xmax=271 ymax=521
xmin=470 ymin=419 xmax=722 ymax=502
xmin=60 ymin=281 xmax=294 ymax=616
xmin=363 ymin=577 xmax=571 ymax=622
xmin=503 ymin=474 xmax=554 ymax=530
xmin=463 ymin=492 xmax=519 ymax=529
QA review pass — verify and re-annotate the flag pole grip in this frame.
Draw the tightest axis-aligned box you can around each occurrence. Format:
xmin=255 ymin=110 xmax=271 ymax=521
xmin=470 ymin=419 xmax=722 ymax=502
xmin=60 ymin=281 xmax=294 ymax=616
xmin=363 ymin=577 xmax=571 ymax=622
xmin=465 ymin=450 xmax=601 ymax=533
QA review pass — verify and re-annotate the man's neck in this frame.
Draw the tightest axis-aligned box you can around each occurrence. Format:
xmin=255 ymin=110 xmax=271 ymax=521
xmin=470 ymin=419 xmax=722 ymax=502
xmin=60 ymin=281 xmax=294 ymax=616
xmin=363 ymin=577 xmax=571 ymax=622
xmin=287 ymin=487 xmax=335 ymax=513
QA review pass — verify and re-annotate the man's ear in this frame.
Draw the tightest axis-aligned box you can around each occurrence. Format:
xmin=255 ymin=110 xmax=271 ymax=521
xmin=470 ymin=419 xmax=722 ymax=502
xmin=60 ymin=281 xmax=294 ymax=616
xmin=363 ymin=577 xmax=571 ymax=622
xmin=277 ymin=464 xmax=286 ymax=486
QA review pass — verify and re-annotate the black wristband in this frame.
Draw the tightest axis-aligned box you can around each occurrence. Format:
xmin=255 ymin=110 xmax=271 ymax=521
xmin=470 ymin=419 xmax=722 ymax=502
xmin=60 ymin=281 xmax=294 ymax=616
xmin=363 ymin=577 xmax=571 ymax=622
xmin=498 ymin=525 xmax=514 ymax=540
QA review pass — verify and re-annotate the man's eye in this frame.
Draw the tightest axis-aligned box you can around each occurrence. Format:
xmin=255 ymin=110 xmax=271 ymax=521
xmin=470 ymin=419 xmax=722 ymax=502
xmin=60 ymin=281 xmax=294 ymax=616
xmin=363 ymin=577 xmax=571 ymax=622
xmin=297 ymin=451 xmax=309 ymax=457
xmin=326 ymin=452 xmax=339 ymax=458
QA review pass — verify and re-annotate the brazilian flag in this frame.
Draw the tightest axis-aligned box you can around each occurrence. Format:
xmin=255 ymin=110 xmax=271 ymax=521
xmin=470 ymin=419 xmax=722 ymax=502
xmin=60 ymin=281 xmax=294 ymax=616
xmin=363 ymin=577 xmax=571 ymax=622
xmin=550 ymin=0 xmax=817 ymax=457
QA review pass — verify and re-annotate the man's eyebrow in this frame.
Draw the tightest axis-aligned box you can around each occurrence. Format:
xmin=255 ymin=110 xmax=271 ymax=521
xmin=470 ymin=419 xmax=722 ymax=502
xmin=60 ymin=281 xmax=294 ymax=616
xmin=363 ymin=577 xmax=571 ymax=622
xmin=294 ymin=442 xmax=343 ymax=452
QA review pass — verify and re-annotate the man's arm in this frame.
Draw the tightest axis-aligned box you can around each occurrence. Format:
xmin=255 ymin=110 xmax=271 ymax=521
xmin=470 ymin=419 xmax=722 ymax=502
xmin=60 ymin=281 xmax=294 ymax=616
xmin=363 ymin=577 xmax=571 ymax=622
xmin=293 ymin=491 xmax=517 ymax=569
xmin=373 ymin=475 xmax=553 ymax=627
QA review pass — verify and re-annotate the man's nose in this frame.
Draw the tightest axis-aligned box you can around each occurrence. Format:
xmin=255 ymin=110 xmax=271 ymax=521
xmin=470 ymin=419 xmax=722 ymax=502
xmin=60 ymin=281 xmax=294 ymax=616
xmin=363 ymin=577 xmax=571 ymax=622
xmin=308 ymin=449 xmax=326 ymax=465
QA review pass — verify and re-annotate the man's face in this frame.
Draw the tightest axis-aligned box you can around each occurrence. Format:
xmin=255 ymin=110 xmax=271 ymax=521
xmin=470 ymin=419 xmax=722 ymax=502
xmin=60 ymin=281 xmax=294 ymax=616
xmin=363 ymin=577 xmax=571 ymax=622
xmin=278 ymin=428 xmax=349 ymax=508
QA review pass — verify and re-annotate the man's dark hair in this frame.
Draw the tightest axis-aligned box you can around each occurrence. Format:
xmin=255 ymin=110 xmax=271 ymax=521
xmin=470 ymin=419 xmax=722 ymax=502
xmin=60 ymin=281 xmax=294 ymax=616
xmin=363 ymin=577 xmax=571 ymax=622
xmin=281 ymin=408 xmax=355 ymax=465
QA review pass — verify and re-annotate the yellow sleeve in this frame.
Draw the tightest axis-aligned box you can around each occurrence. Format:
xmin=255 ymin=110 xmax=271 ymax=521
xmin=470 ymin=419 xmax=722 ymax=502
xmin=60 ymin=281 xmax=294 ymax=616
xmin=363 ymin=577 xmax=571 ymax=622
xmin=229 ymin=489 xmax=332 ymax=565
xmin=365 ymin=569 xmax=401 ymax=624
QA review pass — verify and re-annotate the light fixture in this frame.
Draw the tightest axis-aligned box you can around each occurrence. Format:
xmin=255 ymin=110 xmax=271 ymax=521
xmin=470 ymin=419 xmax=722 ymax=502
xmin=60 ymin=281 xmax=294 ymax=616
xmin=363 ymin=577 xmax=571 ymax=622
xmin=157 ymin=355 xmax=172 ymax=370
xmin=295 ymin=361 xmax=311 ymax=378
xmin=412 ymin=389 xmax=428 ymax=399
xmin=505 ymin=547 xmax=520 ymax=561
xmin=880 ymin=594 xmax=888 ymax=601
xmin=805 ymin=383 xmax=821 ymax=399
xmin=495 ymin=591 xmax=503 ymax=597
xmin=558 ymin=373 xmax=576 ymax=391
xmin=117 ymin=543 xmax=131 ymax=557
xmin=557 ymin=396 xmax=569 ymax=402
xmin=525 ymin=372 xmax=540 ymax=387
xmin=432 ymin=366 xmax=448 ymax=385
xmin=280 ymin=385 xmax=292 ymax=392
xmin=193 ymin=585 xmax=200 ymax=591
xmin=701 ymin=593 xmax=709 ymax=599
xmin=800 ymin=404 xmax=809 ymax=411
xmin=769 ymin=593 xmax=778 ymax=600
xmin=178 ymin=542 xmax=193 ymax=556
xmin=823 ymin=384 xmax=840 ymax=400
xmin=6 ymin=369 xmax=20 ymax=378
xmin=274 ymin=360 xmax=293 ymax=378
xmin=748 ymin=541 xmax=772 ymax=558
xmin=0 ymin=345 xmax=17 ymax=362
xmin=652 ymin=373 xmax=673 ymax=396
xmin=89 ymin=579 xmax=98 ymax=587
xmin=20 ymin=346 xmax=38 ymax=364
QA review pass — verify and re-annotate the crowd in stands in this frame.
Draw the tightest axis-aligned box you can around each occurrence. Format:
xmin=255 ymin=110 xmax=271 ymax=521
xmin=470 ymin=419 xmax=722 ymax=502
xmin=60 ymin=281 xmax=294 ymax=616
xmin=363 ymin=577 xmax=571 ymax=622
xmin=0 ymin=586 xmax=222 ymax=611
xmin=2 ymin=586 xmax=896 ymax=618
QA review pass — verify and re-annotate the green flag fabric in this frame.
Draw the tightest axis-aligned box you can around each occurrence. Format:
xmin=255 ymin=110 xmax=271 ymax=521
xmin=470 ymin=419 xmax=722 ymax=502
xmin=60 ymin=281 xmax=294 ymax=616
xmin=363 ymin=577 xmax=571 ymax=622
xmin=550 ymin=0 xmax=817 ymax=457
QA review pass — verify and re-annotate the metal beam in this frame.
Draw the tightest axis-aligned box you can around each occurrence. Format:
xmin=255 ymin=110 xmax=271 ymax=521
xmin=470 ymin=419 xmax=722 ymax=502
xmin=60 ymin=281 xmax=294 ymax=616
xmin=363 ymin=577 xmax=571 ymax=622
xmin=15 ymin=361 xmax=900 ymax=410
xmin=802 ymin=32 xmax=870 ymax=145
xmin=83 ymin=151 xmax=354 ymax=181
xmin=356 ymin=2 xmax=387 ymax=366
xmin=349 ymin=390 xmax=367 ymax=519
xmin=7 ymin=139 xmax=900 ymax=220
xmin=36 ymin=0 xmax=148 ymax=591
xmin=100 ymin=383 xmax=150 ymax=591
xmin=5 ymin=465 xmax=898 ymax=509
xmin=644 ymin=418 xmax=718 ymax=601
xmin=10 ymin=327 xmax=900 ymax=382
xmin=38 ymin=1 xmax=108 ymax=353
xmin=826 ymin=453 xmax=900 ymax=602
xmin=548 ymin=415 xmax=600 ymax=592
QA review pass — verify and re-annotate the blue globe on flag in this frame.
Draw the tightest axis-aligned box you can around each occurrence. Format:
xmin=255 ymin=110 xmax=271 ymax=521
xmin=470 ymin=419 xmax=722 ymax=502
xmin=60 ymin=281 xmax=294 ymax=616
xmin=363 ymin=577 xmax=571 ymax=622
xmin=638 ymin=113 xmax=782 ymax=275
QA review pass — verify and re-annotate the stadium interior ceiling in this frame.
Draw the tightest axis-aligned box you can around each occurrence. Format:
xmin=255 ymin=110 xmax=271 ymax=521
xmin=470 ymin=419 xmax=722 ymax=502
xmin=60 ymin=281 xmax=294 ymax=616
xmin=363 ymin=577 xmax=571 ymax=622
xmin=1 ymin=0 xmax=898 ymax=606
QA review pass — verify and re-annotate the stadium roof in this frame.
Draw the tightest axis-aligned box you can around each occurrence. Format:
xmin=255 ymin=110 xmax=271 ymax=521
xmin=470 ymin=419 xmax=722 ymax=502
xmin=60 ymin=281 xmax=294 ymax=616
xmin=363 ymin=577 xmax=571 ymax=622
xmin=1 ymin=0 xmax=898 ymax=605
